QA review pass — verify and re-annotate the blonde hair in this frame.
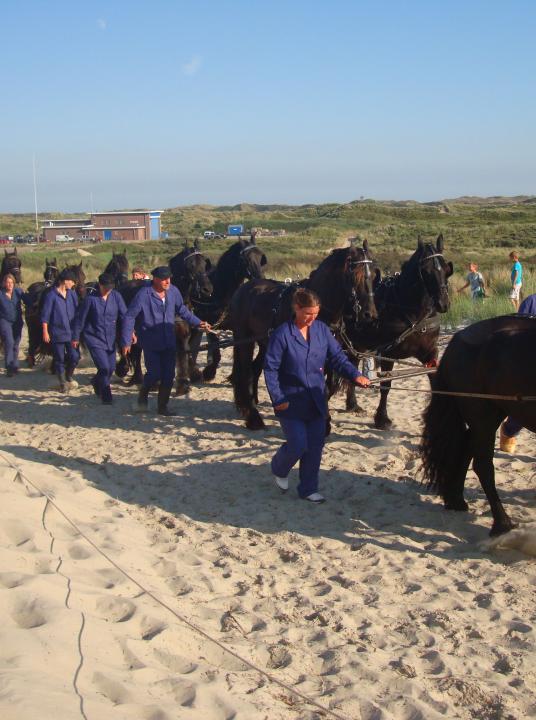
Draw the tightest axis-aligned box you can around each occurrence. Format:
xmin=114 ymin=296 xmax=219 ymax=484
xmin=2 ymin=273 xmax=16 ymax=287
xmin=292 ymin=288 xmax=321 ymax=308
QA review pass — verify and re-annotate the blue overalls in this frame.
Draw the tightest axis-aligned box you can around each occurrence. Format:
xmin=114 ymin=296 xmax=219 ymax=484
xmin=264 ymin=319 xmax=361 ymax=498
xmin=40 ymin=287 xmax=80 ymax=375
xmin=72 ymin=289 xmax=127 ymax=398
xmin=121 ymin=284 xmax=201 ymax=388
xmin=0 ymin=287 xmax=26 ymax=373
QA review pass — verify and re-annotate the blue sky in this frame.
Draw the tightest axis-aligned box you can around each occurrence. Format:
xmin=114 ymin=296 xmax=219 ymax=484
xmin=2 ymin=0 xmax=535 ymax=211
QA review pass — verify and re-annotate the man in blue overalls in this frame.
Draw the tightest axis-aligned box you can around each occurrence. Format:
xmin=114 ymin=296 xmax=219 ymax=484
xmin=41 ymin=269 xmax=80 ymax=392
xmin=121 ymin=266 xmax=210 ymax=415
xmin=72 ymin=272 xmax=128 ymax=404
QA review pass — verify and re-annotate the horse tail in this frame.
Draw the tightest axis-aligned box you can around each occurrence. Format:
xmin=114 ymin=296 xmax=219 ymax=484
xmin=420 ymin=359 xmax=466 ymax=500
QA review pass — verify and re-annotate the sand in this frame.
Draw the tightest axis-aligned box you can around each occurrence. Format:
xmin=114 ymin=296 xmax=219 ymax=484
xmin=0 ymin=342 xmax=535 ymax=720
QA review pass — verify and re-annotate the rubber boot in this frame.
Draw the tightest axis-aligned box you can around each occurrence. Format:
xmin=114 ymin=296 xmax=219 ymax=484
xmin=57 ymin=372 xmax=67 ymax=393
xmin=137 ymin=384 xmax=150 ymax=411
xmin=90 ymin=375 xmax=100 ymax=397
xmin=500 ymin=423 xmax=517 ymax=453
xmin=157 ymin=384 xmax=176 ymax=416
xmin=65 ymin=366 xmax=74 ymax=382
xmin=101 ymin=386 xmax=113 ymax=405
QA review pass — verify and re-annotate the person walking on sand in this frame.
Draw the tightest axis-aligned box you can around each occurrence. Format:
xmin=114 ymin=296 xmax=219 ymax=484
xmin=72 ymin=272 xmax=128 ymax=405
xmin=264 ymin=288 xmax=370 ymax=504
xmin=0 ymin=273 xmax=27 ymax=377
xmin=121 ymin=266 xmax=211 ymax=416
xmin=458 ymin=262 xmax=485 ymax=300
xmin=509 ymin=251 xmax=523 ymax=311
xmin=41 ymin=269 xmax=80 ymax=393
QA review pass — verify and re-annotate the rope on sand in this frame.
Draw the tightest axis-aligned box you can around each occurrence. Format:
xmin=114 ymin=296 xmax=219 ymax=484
xmin=0 ymin=452 xmax=351 ymax=720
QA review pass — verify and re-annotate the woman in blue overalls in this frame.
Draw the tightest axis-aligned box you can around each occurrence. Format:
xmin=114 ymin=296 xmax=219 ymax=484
xmin=264 ymin=288 xmax=370 ymax=503
xmin=41 ymin=269 xmax=80 ymax=392
xmin=0 ymin=273 xmax=26 ymax=376
xmin=72 ymin=272 xmax=128 ymax=404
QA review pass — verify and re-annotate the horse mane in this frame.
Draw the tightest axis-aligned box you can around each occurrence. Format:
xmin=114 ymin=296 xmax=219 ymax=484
xmin=214 ymin=239 xmax=247 ymax=274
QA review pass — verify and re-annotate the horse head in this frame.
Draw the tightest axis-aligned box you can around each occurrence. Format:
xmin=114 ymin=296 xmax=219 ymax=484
xmin=104 ymin=250 xmax=129 ymax=287
xmin=237 ymin=234 xmax=267 ymax=280
xmin=63 ymin=261 xmax=87 ymax=298
xmin=169 ymin=244 xmax=213 ymax=302
xmin=1 ymin=249 xmax=22 ymax=284
xmin=344 ymin=238 xmax=378 ymax=323
xmin=44 ymin=257 xmax=59 ymax=286
xmin=414 ymin=234 xmax=453 ymax=313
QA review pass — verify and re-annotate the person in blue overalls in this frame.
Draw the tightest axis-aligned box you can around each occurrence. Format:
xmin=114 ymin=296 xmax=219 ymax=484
xmin=41 ymin=269 xmax=80 ymax=393
xmin=499 ymin=292 xmax=536 ymax=452
xmin=72 ymin=272 xmax=128 ymax=405
xmin=264 ymin=287 xmax=370 ymax=503
xmin=121 ymin=266 xmax=211 ymax=416
xmin=0 ymin=273 xmax=27 ymax=377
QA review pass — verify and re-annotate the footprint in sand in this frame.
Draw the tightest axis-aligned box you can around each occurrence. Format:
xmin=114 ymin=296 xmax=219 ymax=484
xmin=2 ymin=520 xmax=35 ymax=548
xmin=153 ymin=678 xmax=196 ymax=706
xmin=92 ymin=672 xmax=131 ymax=704
xmin=10 ymin=596 xmax=48 ymax=629
xmin=139 ymin=615 xmax=167 ymax=641
xmin=68 ymin=543 xmax=93 ymax=560
xmin=141 ymin=706 xmax=170 ymax=720
xmin=152 ymin=648 xmax=197 ymax=675
xmin=154 ymin=558 xmax=177 ymax=577
xmin=95 ymin=596 xmax=136 ymax=623
xmin=94 ymin=567 xmax=126 ymax=589
xmin=166 ymin=577 xmax=192 ymax=596
xmin=0 ymin=572 xmax=31 ymax=589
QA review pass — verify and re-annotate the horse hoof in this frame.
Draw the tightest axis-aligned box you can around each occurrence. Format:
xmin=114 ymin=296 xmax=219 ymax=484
xmin=445 ymin=499 xmax=469 ymax=512
xmin=490 ymin=521 xmax=517 ymax=537
xmin=246 ymin=416 xmax=265 ymax=431
xmin=190 ymin=368 xmax=203 ymax=383
xmin=26 ymin=356 xmax=35 ymax=368
xmin=202 ymin=368 xmax=217 ymax=382
xmin=175 ymin=384 xmax=190 ymax=396
xmin=374 ymin=419 xmax=393 ymax=430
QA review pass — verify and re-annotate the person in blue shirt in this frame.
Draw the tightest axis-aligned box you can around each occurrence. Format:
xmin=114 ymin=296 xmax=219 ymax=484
xmin=264 ymin=288 xmax=370 ymax=503
xmin=0 ymin=273 xmax=27 ymax=376
xmin=509 ymin=251 xmax=523 ymax=311
xmin=499 ymin=292 xmax=536 ymax=452
xmin=41 ymin=269 xmax=80 ymax=393
xmin=121 ymin=265 xmax=211 ymax=416
xmin=72 ymin=272 xmax=128 ymax=405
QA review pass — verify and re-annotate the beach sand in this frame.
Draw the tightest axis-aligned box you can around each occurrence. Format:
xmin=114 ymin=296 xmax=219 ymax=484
xmin=0 ymin=345 xmax=535 ymax=719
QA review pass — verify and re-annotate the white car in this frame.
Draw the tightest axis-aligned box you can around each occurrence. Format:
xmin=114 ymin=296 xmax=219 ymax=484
xmin=203 ymin=231 xmax=216 ymax=239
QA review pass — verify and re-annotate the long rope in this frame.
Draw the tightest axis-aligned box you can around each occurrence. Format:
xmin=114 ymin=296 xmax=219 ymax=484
xmin=0 ymin=452 xmax=350 ymax=720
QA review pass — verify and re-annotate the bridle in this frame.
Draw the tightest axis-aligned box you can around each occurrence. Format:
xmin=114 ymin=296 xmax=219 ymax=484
xmin=239 ymin=243 xmax=262 ymax=280
xmin=417 ymin=249 xmax=449 ymax=307
xmin=346 ymin=252 xmax=375 ymax=322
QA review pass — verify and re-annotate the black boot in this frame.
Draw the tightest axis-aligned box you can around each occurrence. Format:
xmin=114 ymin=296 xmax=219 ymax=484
xmin=65 ymin=366 xmax=74 ymax=382
xmin=90 ymin=375 xmax=100 ymax=397
xmin=157 ymin=385 xmax=176 ymax=416
xmin=137 ymin=384 xmax=150 ymax=411
xmin=57 ymin=372 xmax=67 ymax=393
xmin=101 ymin=385 xmax=113 ymax=405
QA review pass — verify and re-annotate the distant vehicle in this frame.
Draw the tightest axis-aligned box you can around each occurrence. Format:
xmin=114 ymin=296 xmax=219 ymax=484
xmin=0 ymin=236 xmax=10 ymax=245
xmin=203 ymin=230 xmax=216 ymax=239
xmin=55 ymin=234 xmax=74 ymax=243
xmin=227 ymin=224 xmax=244 ymax=236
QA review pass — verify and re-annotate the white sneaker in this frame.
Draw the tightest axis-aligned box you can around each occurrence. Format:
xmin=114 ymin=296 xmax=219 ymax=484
xmin=303 ymin=493 xmax=325 ymax=504
xmin=273 ymin=475 xmax=288 ymax=493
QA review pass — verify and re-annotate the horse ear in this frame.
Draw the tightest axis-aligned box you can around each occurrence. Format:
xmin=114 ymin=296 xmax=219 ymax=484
xmin=348 ymin=237 xmax=355 ymax=247
xmin=362 ymin=238 xmax=369 ymax=253
xmin=446 ymin=261 xmax=454 ymax=278
xmin=250 ymin=230 xmax=257 ymax=244
xmin=417 ymin=236 xmax=424 ymax=250
xmin=436 ymin=233 xmax=444 ymax=254
xmin=373 ymin=267 xmax=382 ymax=289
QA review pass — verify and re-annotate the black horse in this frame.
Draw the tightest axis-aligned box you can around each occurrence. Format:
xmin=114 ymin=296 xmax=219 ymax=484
xmin=230 ymin=240 xmax=377 ymax=430
xmin=420 ymin=314 xmax=536 ymax=537
xmin=103 ymin=250 xmax=129 ymax=288
xmin=169 ymin=241 xmax=213 ymax=394
xmin=186 ymin=234 xmax=268 ymax=385
xmin=25 ymin=261 xmax=86 ymax=367
xmin=1 ymin=248 xmax=22 ymax=285
xmin=340 ymin=235 xmax=453 ymax=429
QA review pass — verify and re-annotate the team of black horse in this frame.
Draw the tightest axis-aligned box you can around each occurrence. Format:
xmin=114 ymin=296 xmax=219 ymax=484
xmin=6 ymin=235 xmax=534 ymax=537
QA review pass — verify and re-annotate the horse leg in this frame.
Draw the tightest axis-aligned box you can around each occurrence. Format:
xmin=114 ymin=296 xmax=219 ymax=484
xmin=188 ymin=328 xmax=203 ymax=383
xmin=251 ymin=344 xmax=266 ymax=405
xmin=471 ymin=423 xmax=515 ymax=536
xmin=202 ymin=331 xmax=221 ymax=382
xmin=232 ymin=341 xmax=265 ymax=431
xmin=443 ymin=428 xmax=471 ymax=511
xmin=374 ymin=360 xmax=394 ymax=430
xmin=127 ymin=345 xmax=143 ymax=386
xmin=175 ymin=321 xmax=191 ymax=395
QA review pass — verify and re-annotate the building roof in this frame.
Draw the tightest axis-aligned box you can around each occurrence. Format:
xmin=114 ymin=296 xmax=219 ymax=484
xmin=91 ymin=210 xmax=163 ymax=216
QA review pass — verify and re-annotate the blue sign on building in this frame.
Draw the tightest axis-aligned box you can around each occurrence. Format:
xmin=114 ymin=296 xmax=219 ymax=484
xmin=227 ymin=224 xmax=244 ymax=236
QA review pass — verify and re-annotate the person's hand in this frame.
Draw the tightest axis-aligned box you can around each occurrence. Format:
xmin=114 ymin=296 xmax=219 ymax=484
xmin=199 ymin=321 xmax=211 ymax=331
xmin=131 ymin=332 xmax=137 ymax=345
xmin=43 ymin=330 xmax=50 ymax=344
xmin=71 ymin=340 xmax=79 ymax=349
xmin=355 ymin=375 xmax=370 ymax=388
xmin=274 ymin=402 xmax=289 ymax=411
xmin=122 ymin=346 xmax=131 ymax=356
